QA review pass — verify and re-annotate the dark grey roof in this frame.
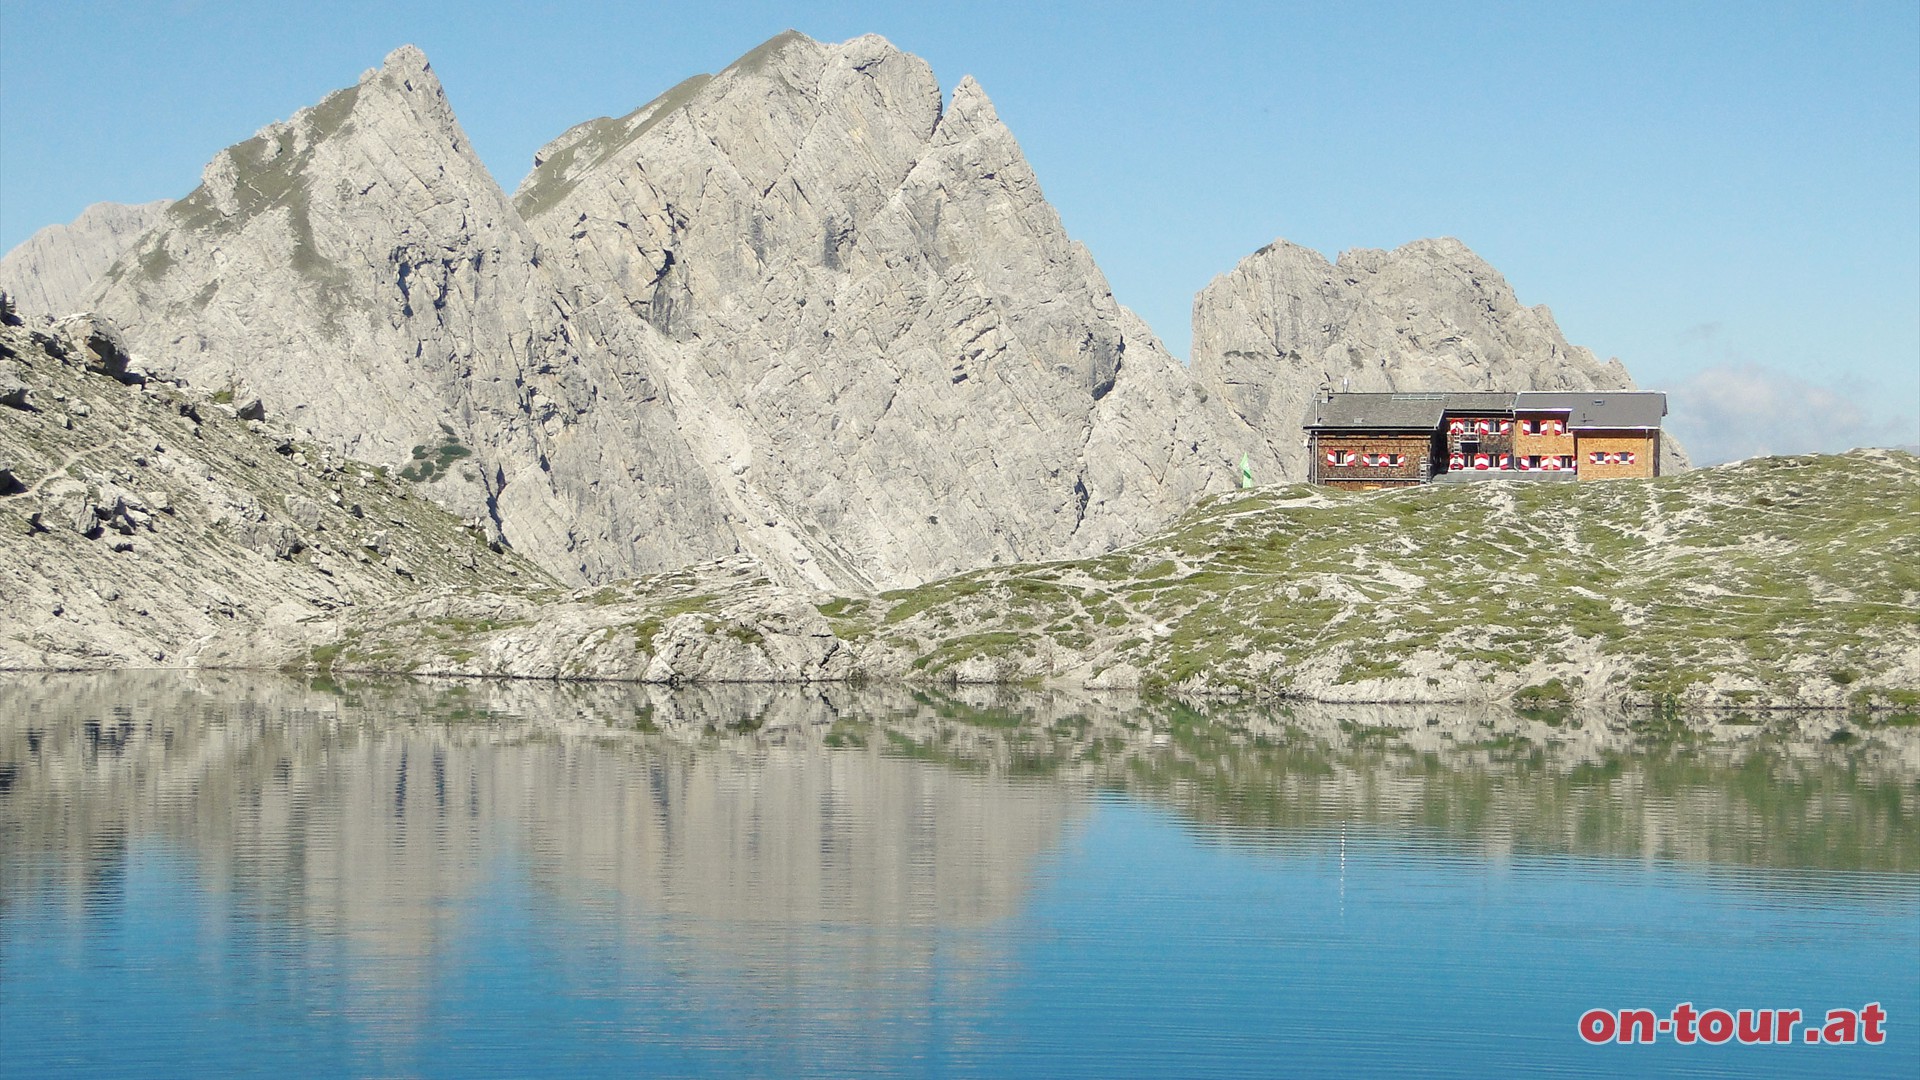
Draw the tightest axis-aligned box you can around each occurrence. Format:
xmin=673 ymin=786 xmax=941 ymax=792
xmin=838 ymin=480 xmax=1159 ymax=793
xmin=1304 ymin=394 xmax=1446 ymax=431
xmin=1305 ymin=390 xmax=1669 ymax=432
xmin=1434 ymin=392 xmax=1518 ymax=414
xmin=1513 ymin=391 xmax=1667 ymax=430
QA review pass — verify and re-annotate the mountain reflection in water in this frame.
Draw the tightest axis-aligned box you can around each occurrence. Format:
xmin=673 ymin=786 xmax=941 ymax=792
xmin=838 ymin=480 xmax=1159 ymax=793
xmin=2 ymin=673 xmax=1915 ymax=1078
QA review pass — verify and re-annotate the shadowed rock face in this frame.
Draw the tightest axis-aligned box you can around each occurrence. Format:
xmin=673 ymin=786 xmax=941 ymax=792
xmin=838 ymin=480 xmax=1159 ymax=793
xmin=516 ymin=32 xmax=1231 ymax=590
xmin=1193 ymin=238 xmax=1688 ymax=482
xmin=0 ymin=200 xmax=170 ymax=317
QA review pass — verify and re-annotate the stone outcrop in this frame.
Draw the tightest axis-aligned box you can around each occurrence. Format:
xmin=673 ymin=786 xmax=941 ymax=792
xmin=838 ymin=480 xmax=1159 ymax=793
xmin=0 ymin=200 xmax=169 ymax=317
xmin=297 ymin=557 xmax=852 ymax=684
xmin=1193 ymin=238 xmax=1688 ymax=482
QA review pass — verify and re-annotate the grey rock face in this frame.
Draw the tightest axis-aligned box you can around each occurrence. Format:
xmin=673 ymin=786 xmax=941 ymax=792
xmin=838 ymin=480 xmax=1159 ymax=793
xmin=82 ymin=34 xmax=1231 ymax=592
xmin=86 ymin=45 xmax=733 ymax=585
xmin=517 ymin=31 xmax=1229 ymax=589
xmin=1193 ymin=238 xmax=1687 ymax=482
xmin=0 ymin=200 xmax=170 ymax=317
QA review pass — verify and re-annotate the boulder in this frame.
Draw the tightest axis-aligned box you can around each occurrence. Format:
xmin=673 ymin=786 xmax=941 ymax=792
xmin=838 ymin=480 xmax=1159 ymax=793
xmin=0 ymin=371 xmax=29 ymax=410
xmin=52 ymin=313 xmax=140 ymax=383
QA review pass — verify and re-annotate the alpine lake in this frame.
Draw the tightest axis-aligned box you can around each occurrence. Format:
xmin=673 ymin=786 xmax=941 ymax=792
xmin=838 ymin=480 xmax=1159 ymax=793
xmin=2 ymin=673 xmax=1914 ymax=1078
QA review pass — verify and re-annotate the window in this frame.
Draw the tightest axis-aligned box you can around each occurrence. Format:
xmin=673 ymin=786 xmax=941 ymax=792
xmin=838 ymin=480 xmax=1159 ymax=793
xmin=1327 ymin=449 xmax=1353 ymax=466
xmin=1590 ymin=451 xmax=1607 ymax=465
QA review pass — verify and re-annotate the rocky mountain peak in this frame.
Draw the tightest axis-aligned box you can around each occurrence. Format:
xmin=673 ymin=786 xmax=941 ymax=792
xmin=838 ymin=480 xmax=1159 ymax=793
xmin=379 ymin=42 xmax=433 ymax=76
xmin=942 ymin=75 xmax=997 ymax=130
xmin=515 ymin=32 xmax=1228 ymax=589
xmin=513 ymin=30 xmax=938 ymax=227
xmin=80 ymin=43 xmax=740 ymax=589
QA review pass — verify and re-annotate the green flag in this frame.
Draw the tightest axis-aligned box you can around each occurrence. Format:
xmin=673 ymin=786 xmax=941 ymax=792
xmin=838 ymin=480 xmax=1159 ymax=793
xmin=1239 ymin=453 xmax=1254 ymax=490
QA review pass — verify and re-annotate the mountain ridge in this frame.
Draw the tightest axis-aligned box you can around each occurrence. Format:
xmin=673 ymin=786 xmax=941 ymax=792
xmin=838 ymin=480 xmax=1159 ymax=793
xmin=0 ymin=199 xmax=170 ymax=317
xmin=10 ymin=32 xmax=1684 ymax=594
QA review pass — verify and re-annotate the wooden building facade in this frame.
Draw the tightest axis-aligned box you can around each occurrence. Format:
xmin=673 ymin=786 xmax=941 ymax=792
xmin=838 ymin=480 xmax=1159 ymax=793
xmin=1305 ymin=391 xmax=1666 ymax=487
xmin=1304 ymin=395 xmax=1449 ymax=489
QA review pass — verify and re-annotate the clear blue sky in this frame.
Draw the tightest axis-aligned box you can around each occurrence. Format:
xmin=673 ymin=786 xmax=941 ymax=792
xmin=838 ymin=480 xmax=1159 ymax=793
xmin=2 ymin=1 xmax=1915 ymax=461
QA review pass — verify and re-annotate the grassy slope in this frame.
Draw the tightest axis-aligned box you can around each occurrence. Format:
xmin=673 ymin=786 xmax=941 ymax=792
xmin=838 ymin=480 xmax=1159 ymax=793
xmin=829 ymin=451 xmax=1919 ymax=712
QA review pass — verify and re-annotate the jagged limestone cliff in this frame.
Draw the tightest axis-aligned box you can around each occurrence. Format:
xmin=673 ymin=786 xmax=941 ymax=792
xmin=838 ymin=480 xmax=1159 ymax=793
xmin=69 ymin=34 xmax=1231 ymax=593
xmin=85 ymin=46 xmax=735 ymax=584
xmin=515 ymin=31 xmax=1229 ymax=590
xmin=0 ymin=200 xmax=169 ymax=317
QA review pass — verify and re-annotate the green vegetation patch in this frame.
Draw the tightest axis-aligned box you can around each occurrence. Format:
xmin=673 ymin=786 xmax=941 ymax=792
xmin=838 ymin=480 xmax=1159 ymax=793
xmin=400 ymin=426 xmax=473 ymax=483
xmin=630 ymin=593 xmax=721 ymax=654
xmin=857 ymin=451 xmax=1920 ymax=709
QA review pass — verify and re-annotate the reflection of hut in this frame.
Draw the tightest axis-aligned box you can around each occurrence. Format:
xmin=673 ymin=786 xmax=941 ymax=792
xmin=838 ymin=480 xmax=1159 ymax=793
xmin=1305 ymin=391 xmax=1667 ymax=486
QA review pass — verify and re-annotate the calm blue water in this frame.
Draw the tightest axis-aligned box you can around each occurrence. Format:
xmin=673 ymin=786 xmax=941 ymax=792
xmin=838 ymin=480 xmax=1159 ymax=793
xmin=2 ymin=675 xmax=1915 ymax=1078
